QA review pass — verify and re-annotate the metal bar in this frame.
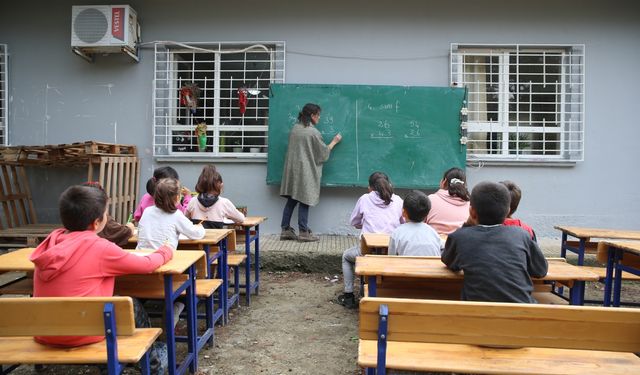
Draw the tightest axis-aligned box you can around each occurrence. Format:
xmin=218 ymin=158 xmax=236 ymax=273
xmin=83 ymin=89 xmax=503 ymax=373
xmin=376 ymin=304 xmax=389 ymax=375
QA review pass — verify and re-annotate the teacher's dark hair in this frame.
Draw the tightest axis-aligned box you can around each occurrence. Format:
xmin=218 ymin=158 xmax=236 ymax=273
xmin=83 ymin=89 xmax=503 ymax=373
xmin=369 ymin=171 xmax=394 ymax=205
xmin=298 ymin=103 xmax=321 ymax=126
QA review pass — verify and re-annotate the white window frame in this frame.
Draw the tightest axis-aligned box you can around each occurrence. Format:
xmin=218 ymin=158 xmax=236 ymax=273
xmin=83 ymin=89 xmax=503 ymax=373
xmin=153 ymin=41 xmax=285 ymax=159
xmin=450 ymin=44 xmax=584 ymax=163
xmin=0 ymin=44 xmax=7 ymax=146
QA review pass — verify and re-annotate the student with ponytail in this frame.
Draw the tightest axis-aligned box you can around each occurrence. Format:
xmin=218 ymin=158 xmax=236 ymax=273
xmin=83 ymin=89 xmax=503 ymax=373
xmin=425 ymin=167 xmax=471 ymax=235
xmin=336 ymin=172 xmax=404 ymax=309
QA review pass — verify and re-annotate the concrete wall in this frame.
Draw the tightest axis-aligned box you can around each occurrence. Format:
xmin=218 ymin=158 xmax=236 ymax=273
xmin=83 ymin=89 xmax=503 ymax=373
xmin=1 ymin=0 xmax=639 ymax=236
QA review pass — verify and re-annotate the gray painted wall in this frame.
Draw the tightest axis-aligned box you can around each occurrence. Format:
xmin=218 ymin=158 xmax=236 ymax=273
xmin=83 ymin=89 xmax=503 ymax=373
xmin=1 ymin=0 xmax=639 ymax=236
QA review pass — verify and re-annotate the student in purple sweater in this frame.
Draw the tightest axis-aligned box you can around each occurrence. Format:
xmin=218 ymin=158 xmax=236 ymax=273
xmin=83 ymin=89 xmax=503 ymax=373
xmin=441 ymin=181 xmax=548 ymax=303
xmin=336 ymin=172 xmax=404 ymax=309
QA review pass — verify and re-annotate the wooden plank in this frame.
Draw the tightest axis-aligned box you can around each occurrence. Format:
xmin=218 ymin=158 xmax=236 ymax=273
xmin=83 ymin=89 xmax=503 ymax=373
xmin=0 ymin=329 xmax=161 ymax=364
xmin=0 ymin=297 xmax=135 ymax=337
xmin=358 ymin=340 xmax=640 ymax=375
xmin=359 ymin=297 xmax=640 ymax=352
xmin=555 ymin=225 xmax=640 ymax=241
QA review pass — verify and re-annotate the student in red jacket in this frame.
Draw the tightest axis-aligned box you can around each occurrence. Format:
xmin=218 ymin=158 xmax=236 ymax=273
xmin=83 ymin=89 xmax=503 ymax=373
xmin=500 ymin=180 xmax=536 ymax=241
xmin=30 ymin=185 xmax=173 ymax=373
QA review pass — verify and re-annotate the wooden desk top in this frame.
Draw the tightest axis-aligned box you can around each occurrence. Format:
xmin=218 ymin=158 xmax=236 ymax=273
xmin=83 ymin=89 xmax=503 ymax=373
xmin=554 ymin=226 xmax=640 ymax=240
xmin=0 ymin=248 xmax=205 ymax=275
xmin=128 ymin=228 xmax=233 ymax=245
xmin=237 ymin=216 xmax=267 ymax=227
xmin=355 ymin=256 xmax=599 ymax=282
xmin=361 ymin=233 xmax=391 ymax=248
xmin=599 ymin=241 xmax=640 ymax=256
xmin=361 ymin=233 xmax=447 ymax=250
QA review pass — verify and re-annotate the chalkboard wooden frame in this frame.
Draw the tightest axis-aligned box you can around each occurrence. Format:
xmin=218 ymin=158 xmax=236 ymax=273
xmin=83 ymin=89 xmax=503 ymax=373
xmin=266 ymin=83 xmax=467 ymax=189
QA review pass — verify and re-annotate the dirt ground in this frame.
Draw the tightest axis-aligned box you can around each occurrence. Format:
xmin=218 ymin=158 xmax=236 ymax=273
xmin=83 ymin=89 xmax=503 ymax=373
xmin=6 ymin=268 xmax=640 ymax=375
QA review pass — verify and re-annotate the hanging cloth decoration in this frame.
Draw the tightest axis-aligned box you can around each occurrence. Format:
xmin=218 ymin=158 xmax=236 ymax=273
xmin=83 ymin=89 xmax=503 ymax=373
xmin=180 ymin=83 xmax=200 ymax=115
xmin=238 ymin=86 xmax=248 ymax=115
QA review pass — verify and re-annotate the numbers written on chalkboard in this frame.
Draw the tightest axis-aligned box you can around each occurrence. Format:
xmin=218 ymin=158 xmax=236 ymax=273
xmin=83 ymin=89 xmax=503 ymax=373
xmin=371 ymin=120 xmax=392 ymax=139
xmin=405 ymin=120 xmax=422 ymax=139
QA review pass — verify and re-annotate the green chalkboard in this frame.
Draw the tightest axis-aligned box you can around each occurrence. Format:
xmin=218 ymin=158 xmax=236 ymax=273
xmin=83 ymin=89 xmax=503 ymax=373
xmin=266 ymin=83 xmax=467 ymax=189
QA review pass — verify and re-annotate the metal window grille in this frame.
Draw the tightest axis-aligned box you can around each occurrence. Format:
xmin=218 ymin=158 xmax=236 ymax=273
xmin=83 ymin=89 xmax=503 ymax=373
xmin=451 ymin=44 xmax=584 ymax=162
xmin=0 ymin=44 xmax=7 ymax=146
xmin=153 ymin=41 xmax=285 ymax=158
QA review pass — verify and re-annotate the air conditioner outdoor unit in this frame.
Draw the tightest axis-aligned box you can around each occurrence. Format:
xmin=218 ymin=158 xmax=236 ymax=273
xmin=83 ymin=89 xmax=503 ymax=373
xmin=71 ymin=5 xmax=140 ymax=62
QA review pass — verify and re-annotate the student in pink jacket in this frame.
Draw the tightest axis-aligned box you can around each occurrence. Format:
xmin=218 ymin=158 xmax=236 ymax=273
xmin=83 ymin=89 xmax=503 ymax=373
xmin=30 ymin=185 xmax=173 ymax=354
xmin=133 ymin=166 xmax=191 ymax=222
xmin=425 ymin=167 xmax=471 ymax=235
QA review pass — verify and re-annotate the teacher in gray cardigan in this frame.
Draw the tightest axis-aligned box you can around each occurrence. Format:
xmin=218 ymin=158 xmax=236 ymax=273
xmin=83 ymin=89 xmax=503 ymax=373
xmin=279 ymin=103 xmax=342 ymax=242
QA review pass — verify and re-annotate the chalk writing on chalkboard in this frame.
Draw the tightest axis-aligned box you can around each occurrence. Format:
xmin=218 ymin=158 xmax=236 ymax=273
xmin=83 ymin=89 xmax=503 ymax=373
xmin=267 ymin=83 xmax=467 ymax=189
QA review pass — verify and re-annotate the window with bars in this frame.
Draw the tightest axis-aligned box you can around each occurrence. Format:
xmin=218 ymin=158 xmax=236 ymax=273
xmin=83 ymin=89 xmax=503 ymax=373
xmin=450 ymin=44 xmax=584 ymax=162
xmin=153 ymin=42 xmax=285 ymax=158
xmin=0 ymin=44 xmax=7 ymax=146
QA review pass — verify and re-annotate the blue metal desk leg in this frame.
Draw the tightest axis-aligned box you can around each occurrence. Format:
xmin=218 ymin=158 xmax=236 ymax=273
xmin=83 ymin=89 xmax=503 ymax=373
xmin=569 ymin=280 xmax=585 ymax=305
xmin=164 ymin=274 xmax=177 ymax=375
xmin=367 ymin=276 xmax=377 ymax=297
xmin=245 ymin=225 xmax=252 ymax=306
xmin=254 ymin=224 xmax=260 ymax=295
xmin=603 ymin=245 xmax=615 ymax=307
xmin=220 ymin=238 xmax=229 ymax=324
xmin=613 ymin=249 xmax=624 ymax=307
xmin=187 ymin=265 xmax=198 ymax=373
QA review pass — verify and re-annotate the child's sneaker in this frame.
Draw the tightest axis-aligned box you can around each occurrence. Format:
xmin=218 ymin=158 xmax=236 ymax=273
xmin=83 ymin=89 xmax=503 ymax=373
xmin=336 ymin=292 xmax=357 ymax=309
xmin=298 ymin=229 xmax=319 ymax=242
xmin=280 ymin=226 xmax=298 ymax=241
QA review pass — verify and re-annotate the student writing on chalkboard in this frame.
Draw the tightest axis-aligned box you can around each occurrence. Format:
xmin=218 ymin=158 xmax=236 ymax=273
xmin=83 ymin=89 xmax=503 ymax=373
xmin=279 ymin=103 xmax=342 ymax=242
xmin=425 ymin=167 xmax=470 ymax=235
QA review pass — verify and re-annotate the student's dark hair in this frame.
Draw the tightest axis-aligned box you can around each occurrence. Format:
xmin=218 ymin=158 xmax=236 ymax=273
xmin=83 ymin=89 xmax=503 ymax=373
xmin=297 ymin=103 xmax=321 ymax=126
xmin=195 ymin=164 xmax=223 ymax=195
xmin=368 ymin=171 xmax=393 ymax=205
xmin=403 ymin=190 xmax=431 ymax=222
xmin=442 ymin=167 xmax=470 ymax=201
xmin=59 ymin=185 xmax=108 ymax=231
xmin=146 ymin=166 xmax=180 ymax=195
xmin=500 ymin=180 xmax=522 ymax=217
xmin=154 ymin=178 xmax=180 ymax=214
xmin=470 ymin=181 xmax=510 ymax=225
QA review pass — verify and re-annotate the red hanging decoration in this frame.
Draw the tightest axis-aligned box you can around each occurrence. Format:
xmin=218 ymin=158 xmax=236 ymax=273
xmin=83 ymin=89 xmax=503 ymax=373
xmin=179 ymin=83 xmax=200 ymax=115
xmin=238 ymin=87 xmax=248 ymax=115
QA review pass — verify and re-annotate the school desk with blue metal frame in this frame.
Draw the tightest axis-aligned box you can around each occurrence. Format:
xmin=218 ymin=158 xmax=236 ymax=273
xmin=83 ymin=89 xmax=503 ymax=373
xmin=355 ymin=255 xmax=599 ymax=305
xmin=0 ymin=248 xmax=205 ymax=375
xmin=227 ymin=216 xmax=267 ymax=305
xmin=599 ymin=240 xmax=640 ymax=307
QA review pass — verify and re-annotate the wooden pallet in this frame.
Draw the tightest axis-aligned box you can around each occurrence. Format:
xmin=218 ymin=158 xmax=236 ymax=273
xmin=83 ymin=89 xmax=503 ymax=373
xmin=0 ymin=141 xmax=137 ymax=166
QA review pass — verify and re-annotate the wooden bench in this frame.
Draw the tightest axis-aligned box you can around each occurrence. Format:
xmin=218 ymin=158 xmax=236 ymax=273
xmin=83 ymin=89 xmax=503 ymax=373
xmin=212 ymin=253 xmax=247 ymax=313
xmin=114 ymin=275 xmax=223 ymax=351
xmin=359 ymin=297 xmax=640 ymax=375
xmin=0 ymin=297 xmax=161 ymax=375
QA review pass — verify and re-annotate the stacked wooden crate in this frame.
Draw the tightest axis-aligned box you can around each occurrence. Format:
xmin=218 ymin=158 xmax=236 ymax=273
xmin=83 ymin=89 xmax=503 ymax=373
xmin=0 ymin=141 xmax=140 ymax=247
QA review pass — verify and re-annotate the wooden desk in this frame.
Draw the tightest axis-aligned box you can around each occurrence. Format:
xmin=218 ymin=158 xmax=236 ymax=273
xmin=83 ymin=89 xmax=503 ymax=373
xmin=226 ymin=216 xmax=267 ymax=306
xmin=599 ymin=240 xmax=640 ymax=307
xmin=355 ymin=256 xmax=598 ymax=305
xmin=0 ymin=248 xmax=205 ymax=375
xmin=129 ymin=228 xmax=234 ymax=323
xmin=360 ymin=232 xmax=446 ymax=255
xmin=554 ymin=225 xmax=640 ymax=265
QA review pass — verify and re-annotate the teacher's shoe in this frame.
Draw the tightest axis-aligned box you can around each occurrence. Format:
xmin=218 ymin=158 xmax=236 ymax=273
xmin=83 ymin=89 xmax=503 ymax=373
xmin=298 ymin=229 xmax=319 ymax=242
xmin=280 ymin=226 xmax=298 ymax=241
